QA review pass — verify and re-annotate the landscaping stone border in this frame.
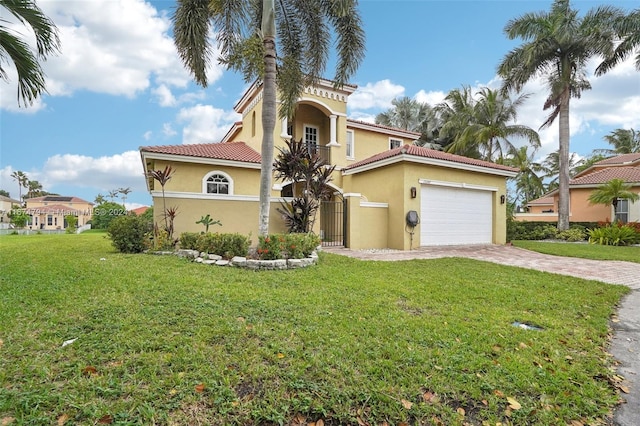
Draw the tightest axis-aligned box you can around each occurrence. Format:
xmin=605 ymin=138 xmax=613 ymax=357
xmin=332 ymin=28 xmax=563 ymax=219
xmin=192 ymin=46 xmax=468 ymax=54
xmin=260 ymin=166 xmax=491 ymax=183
xmin=153 ymin=249 xmax=319 ymax=270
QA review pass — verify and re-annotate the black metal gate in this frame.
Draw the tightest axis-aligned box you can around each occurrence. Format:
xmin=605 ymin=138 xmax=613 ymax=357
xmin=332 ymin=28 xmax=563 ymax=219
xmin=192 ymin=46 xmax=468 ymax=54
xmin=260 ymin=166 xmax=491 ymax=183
xmin=320 ymin=200 xmax=346 ymax=247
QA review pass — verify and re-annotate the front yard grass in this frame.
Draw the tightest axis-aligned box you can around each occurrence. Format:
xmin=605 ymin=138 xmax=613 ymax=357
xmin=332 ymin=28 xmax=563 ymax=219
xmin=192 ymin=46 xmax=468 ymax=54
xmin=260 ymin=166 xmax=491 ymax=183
xmin=512 ymin=240 xmax=640 ymax=263
xmin=0 ymin=233 xmax=629 ymax=425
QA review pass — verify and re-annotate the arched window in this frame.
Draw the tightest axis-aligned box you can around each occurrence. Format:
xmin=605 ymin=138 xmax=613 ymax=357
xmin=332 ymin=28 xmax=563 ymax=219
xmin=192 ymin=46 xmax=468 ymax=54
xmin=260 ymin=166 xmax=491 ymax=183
xmin=203 ymin=171 xmax=233 ymax=195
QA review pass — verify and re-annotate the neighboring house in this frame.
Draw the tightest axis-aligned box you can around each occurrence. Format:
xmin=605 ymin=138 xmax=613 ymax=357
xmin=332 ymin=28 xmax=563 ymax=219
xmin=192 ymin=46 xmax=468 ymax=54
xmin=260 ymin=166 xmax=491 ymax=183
xmin=0 ymin=195 xmax=22 ymax=229
xmin=516 ymin=153 xmax=640 ymax=223
xmin=140 ymin=79 xmax=518 ymax=249
xmin=130 ymin=206 xmax=149 ymax=216
xmin=24 ymin=196 xmax=93 ymax=230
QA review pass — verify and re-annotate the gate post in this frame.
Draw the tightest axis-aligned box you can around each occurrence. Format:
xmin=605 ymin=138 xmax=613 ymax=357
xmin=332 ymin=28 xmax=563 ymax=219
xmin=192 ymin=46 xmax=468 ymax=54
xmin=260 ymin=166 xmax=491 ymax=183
xmin=343 ymin=193 xmax=361 ymax=249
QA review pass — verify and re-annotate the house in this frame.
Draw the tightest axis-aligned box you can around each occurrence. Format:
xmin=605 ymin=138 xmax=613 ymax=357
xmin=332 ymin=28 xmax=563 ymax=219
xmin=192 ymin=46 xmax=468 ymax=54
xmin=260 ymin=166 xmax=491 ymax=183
xmin=130 ymin=206 xmax=150 ymax=216
xmin=24 ymin=196 xmax=93 ymax=230
xmin=516 ymin=153 xmax=640 ymax=223
xmin=0 ymin=194 xmax=22 ymax=229
xmin=140 ymin=79 xmax=518 ymax=249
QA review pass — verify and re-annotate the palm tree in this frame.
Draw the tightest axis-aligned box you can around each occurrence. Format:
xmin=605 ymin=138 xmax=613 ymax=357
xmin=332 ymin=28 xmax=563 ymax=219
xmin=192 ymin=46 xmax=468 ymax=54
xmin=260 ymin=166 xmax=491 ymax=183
xmin=504 ymin=145 xmax=546 ymax=205
xmin=542 ymin=150 xmax=583 ymax=191
xmin=118 ymin=187 xmax=132 ymax=208
xmin=436 ymin=86 xmax=478 ymax=157
xmin=588 ymin=178 xmax=639 ymax=222
xmin=0 ymin=0 xmax=60 ymax=107
xmin=375 ymin=97 xmax=440 ymax=146
xmin=10 ymin=170 xmax=28 ymax=201
xmin=147 ymin=166 xmax=175 ymax=233
xmin=26 ymin=179 xmax=43 ymax=198
xmin=497 ymin=0 xmax=626 ymax=230
xmin=595 ymin=8 xmax=640 ymax=74
xmin=596 ymin=128 xmax=640 ymax=155
xmin=94 ymin=194 xmax=106 ymax=205
xmin=108 ymin=189 xmax=119 ymax=202
xmin=172 ymin=0 xmax=365 ymax=236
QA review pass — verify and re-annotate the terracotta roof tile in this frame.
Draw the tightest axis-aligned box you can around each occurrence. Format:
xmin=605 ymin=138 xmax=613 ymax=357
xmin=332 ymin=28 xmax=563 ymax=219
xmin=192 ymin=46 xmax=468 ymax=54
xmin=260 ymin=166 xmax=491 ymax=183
xmin=345 ymin=144 xmax=519 ymax=173
xmin=140 ymin=142 xmax=261 ymax=163
xmin=527 ymin=196 xmax=555 ymax=205
xmin=346 ymin=119 xmax=422 ymax=137
xmin=594 ymin=153 xmax=640 ymax=166
xmin=570 ymin=166 xmax=640 ymax=185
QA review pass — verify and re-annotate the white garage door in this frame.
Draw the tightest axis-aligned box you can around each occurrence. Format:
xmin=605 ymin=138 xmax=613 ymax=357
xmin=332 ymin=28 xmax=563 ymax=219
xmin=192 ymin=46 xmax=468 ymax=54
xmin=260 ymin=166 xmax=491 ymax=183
xmin=420 ymin=184 xmax=493 ymax=246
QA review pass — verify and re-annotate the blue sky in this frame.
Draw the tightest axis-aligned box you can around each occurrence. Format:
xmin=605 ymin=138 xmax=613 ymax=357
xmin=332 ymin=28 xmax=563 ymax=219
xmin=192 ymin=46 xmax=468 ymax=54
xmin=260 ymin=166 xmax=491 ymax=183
xmin=1 ymin=0 xmax=639 ymax=208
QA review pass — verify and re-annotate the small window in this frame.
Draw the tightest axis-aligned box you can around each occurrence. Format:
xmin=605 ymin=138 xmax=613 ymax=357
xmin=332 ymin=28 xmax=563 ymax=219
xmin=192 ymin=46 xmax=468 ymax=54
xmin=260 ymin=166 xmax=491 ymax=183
xmin=615 ymin=199 xmax=629 ymax=223
xmin=206 ymin=174 xmax=230 ymax=194
xmin=389 ymin=138 xmax=402 ymax=149
xmin=346 ymin=130 xmax=355 ymax=159
xmin=251 ymin=111 xmax=256 ymax=137
xmin=47 ymin=215 xmax=53 ymax=226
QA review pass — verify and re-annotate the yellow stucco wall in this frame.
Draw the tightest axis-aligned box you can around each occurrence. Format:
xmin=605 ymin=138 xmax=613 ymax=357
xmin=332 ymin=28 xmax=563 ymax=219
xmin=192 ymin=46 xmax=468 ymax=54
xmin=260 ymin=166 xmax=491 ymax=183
xmin=153 ymin=196 xmax=289 ymax=239
xmin=345 ymin=162 xmax=509 ymax=249
xmin=152 ymin=160 xmax=266 ymax=196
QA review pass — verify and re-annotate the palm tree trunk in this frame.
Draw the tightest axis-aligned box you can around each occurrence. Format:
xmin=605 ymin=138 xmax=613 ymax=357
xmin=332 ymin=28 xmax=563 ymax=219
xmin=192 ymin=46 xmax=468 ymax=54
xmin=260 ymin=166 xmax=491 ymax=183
xmin=258 ymin=0 xmax=277 ymax=236
xmin=557 ymin=95 xmax=571 ymax=231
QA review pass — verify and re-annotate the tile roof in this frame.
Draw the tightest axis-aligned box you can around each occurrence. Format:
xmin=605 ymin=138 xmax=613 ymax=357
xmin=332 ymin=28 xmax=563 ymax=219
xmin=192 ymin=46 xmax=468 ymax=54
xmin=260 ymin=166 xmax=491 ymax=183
xmin=0 ymin=195 xmax=21 ymax=204
xmin=345 ymin=144 xmax=519 ymax=173
xmin=140 ymin=142 xmax=261 ymax=164
xmin=527 ymin=196 xmax=555 ymax=205
xmin=346 ymin=119 xmax=422 ymax=137
xmin=130 ymin=206 xmax=149 ymax=215
xmin=570 ymin=166 xmax=640 ymax=185
xmin=594 ymin=153 xmax=640 ymax=166
xmin=26 ymin=195 xmax=92 ymax=204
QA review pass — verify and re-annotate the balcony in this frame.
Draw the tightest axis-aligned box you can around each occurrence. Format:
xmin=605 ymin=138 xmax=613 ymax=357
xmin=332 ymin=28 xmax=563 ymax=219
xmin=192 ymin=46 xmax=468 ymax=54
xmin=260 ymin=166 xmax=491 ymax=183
xmin=303 ymin=143 xmax=331 ymax=165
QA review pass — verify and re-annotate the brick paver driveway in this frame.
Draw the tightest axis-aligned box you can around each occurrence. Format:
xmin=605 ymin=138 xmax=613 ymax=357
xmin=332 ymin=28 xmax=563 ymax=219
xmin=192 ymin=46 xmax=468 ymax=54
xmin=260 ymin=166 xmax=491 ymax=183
xmin=324 ymin=244 xmax=640 ymax=288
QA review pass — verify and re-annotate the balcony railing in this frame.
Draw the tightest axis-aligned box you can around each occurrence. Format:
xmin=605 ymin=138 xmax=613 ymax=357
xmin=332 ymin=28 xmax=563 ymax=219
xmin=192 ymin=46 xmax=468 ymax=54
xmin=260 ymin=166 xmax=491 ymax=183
xmin=303 ymin=143 xmax=331 ymax=165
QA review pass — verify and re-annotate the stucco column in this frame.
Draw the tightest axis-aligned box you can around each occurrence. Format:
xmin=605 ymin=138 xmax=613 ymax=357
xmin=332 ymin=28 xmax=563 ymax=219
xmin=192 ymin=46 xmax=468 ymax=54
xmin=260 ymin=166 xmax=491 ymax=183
xmin=343 ymin=193 xmax=361 ymax=249
xmin=280 ymin=116 xmax=290 ymax=139
xmin=328 ymin=115 xmax=339 ymax=146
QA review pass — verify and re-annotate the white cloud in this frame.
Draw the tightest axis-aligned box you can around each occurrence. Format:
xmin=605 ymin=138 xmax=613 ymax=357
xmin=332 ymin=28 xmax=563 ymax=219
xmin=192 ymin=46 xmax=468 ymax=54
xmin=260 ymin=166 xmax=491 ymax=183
xmin=163 ymin=123 xmax=177 ymax=137
xmin=143 ymin=131 xmax=153 ymax=141
xmin=152 ymin=84 xmax=177 ymax=107
xmin=0 ymin=0 xmax=225 ymax=111
xmin=43 ymin=150 xmax=145 ymax=192
xmin=414 ymin=90 xmax=446 ymax=106
xmin=348 ymin=79 xmax=405 ymax=111
xmin=177 ymin=105 xmax=240 ymax=144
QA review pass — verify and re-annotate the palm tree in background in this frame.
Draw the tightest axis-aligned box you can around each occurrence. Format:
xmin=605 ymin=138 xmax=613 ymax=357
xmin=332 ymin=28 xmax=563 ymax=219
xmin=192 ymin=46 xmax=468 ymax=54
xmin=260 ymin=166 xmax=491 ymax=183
xmin=118 ymin=187 xmax=132 ymax=209
xmin=596 ymin=128 xmax=640 ymax=155
xmin=595 ymin=8 xmax=640 ymax=74
xmin=504 ymin=145 xmax=546 ymax=206
xmin=0 ymin=0 xmax=60 ymax=107
xmin=26 ymin=179 xmax=43 ymax=198
xmin=436 ymin=86 xmax=478 ymax=158
xmin=588 ymin=178 xmax=639 ymax=222
xmin=10 ymin=170 xmax=28 ymax=201
xmin=172 ymin=0 xmax=365 ymax=236
xmin=375 ymin=97 xmax=440 ymax=147
xmin=542 ymin=150 xmax=583 ymax=192
xmin=497 ymin=0 xmax=631 ymax=230
xmin=94 ymin=194 xmax=106 ymax=205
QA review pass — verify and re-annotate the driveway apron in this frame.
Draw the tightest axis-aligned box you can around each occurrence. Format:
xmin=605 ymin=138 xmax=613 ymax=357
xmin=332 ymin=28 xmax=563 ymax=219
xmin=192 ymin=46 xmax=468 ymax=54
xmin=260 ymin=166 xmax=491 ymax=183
xmin=323 ymin=244 xmax=640 ymax=426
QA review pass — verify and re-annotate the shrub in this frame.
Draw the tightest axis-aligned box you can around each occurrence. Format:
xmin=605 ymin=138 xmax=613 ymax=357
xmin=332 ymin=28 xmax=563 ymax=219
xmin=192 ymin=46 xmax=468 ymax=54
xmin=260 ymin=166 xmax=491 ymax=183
xmin=556 ymin=227 xmax=587 ymax=242
xmin=257 ymin=233 xmax=320 ymax=260
xmin=179 ymin=232 xmax=199 ymax=250
xmin=588 ymin=224 xmax=640 ymax=246
xmin=257 ymin=234 xmax=284 ymax=260
xmin=92 ymin=202 xmax=127 ymax=229
xmin=65 ymin=215 xmax=77 ymax=234
xmin=107 ymin=215 xmax=150 ymax=253
xmin=195 ymin=233 xmax=250 ymax=258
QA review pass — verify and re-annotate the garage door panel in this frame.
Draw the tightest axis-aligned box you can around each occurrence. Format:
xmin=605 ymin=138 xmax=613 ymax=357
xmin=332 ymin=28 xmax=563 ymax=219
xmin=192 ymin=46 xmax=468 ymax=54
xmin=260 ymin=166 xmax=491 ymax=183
xmin=420 ymin=185 xmax=492 ymax=246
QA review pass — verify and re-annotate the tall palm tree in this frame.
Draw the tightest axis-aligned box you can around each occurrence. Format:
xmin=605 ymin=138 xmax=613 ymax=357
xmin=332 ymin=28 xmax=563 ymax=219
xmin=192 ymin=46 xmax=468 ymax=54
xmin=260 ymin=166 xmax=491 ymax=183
xmin=172 ymin=0 xmax=365 ymax=236
xmin=588 ymin=178 xmax=639 ymax=222
xmin=595 ymin=8 xmax=640 ymax=75
xmin=94 ymin=194 xmax=106 ymax=205
xmin=118 ymin=187 xmax=132 ymax=208
xmin=497 ymin=0 xmax=626 ymax=230
xmin=504 ymin=145 xmax=546 ymax=205
xmin=596 ymin=128 xmax=640 ymax=155
xmin=10 ymin=170 xmax=28 ymax=201
xmin=0 ymin=0 xmax=60 ymax=107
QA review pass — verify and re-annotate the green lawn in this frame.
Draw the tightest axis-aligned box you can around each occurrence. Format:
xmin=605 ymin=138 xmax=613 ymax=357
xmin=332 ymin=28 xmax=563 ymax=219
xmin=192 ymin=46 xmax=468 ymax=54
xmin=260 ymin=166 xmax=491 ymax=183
xmin=512 ymin=240 xmax=640 ymax=263
xmin=0 ymin=233 xmax=629 ymax=425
